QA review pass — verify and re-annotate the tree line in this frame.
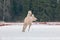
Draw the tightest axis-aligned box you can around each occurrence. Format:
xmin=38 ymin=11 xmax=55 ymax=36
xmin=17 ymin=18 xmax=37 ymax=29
xmin=0 ymin=0 xmax=60 ymax=22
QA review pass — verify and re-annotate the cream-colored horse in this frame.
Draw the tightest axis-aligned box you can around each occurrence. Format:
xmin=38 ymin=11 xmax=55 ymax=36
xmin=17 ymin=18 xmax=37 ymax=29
xmin=22 ymin=10 xmax=37 ymax=32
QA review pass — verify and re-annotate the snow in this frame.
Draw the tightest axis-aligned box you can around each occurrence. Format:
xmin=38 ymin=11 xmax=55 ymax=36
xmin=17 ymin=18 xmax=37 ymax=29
xmin=0 ymin=24 xmax=60 ymax=40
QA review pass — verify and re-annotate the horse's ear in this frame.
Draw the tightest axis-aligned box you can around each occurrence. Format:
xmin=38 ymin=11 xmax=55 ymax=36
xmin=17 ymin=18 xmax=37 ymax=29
xmin=32 ymin=14 xmax=34 ymax=17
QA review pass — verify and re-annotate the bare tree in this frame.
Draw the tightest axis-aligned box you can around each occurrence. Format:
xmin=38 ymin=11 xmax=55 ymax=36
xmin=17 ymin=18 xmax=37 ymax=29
xmin=3 ymin=0 xmax=11 ymax=22
xmin=0 ymin=0 xmax=3 ymax=21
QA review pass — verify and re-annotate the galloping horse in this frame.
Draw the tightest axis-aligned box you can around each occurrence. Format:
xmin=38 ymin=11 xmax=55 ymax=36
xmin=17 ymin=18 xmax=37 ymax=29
xmin=22 ymin=10 xmax=37 ymax=32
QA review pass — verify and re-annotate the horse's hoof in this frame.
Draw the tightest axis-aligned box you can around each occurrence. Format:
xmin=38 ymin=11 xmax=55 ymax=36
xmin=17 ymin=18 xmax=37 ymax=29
xmin=22 ymin=30 xmax=25 ymax=32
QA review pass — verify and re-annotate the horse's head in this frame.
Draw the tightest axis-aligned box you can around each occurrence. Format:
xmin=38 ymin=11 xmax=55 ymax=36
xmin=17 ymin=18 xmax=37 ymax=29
xmin=27 ymin=10 xmax=32 ymax=17
xmin=31 ymin=14 xmax=37 ymax=21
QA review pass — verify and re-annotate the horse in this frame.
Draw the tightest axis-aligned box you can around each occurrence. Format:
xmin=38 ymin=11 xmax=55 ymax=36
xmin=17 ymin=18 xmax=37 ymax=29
xmin=22 ymin=10 xmax=37 ymax=32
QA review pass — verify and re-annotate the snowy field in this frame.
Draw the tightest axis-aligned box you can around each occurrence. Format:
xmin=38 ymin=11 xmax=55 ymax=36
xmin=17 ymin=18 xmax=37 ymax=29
xmin=0 ymin=23 xmax=60 ymax=40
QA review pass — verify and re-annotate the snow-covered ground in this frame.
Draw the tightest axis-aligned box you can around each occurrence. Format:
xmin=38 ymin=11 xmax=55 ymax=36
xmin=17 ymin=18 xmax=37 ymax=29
xmin=0 ymin=24 xmax=60 ymax=40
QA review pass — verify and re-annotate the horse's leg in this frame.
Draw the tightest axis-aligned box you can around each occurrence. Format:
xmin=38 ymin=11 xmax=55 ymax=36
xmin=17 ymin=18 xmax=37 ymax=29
xmin=28 ymin=23 xmax=32 ymax=32
xmin=22 ymin=23 xmax=27 ymax=32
